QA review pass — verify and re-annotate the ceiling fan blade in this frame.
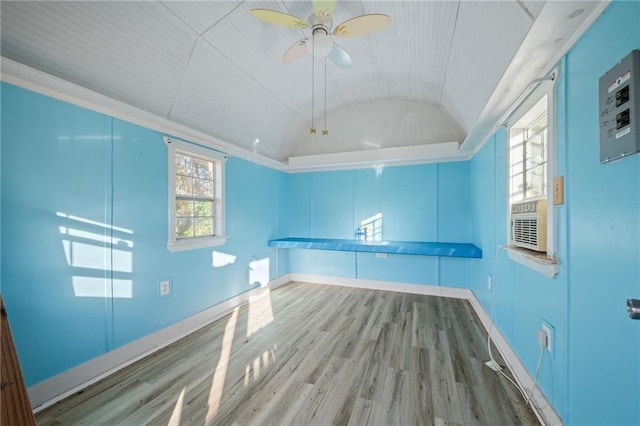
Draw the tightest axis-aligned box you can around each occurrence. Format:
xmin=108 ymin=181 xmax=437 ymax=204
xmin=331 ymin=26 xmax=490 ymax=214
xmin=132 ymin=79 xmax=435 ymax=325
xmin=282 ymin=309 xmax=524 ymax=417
xmin=312 ymin=0 xmax=336 ymax=17
xmin=283 ymin=39 xmax=308 ymax=64
xmin=250 ymin=9 xmax=308 ymax=29
xmin=328 ymin=43 xmax=352 ymax=68
xmin=333 ymin=14 xmax=390 ymax=38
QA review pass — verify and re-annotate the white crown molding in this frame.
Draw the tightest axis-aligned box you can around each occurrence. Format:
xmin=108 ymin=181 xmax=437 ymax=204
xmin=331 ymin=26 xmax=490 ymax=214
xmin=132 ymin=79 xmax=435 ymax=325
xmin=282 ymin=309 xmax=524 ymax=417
xmin=287 ymin=142 xmax=471 ymax=173
xmin=1 ymin=57 xmax=288 ymax=172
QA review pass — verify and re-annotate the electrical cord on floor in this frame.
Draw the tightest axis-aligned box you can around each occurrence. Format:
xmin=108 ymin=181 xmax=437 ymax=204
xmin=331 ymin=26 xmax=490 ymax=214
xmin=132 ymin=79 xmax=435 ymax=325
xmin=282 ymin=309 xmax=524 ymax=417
xmin=527 ymin=330 xmax=547 ymax=405
xmin=486 ymin=245 xmax=532 ymax=404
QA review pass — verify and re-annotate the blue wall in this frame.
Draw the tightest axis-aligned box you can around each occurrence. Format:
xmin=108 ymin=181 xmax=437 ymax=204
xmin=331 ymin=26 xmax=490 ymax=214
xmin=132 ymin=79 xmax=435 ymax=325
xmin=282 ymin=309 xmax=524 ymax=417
xmin=287 ymin=162 xmax=471 ymax=287
xmin=469 ymin=2 xmax=640 ymax=424
xmin=0 ymin=83 xmax=290 ymax=386
xmin=563 ymin=2 xmax=639 ymax=424
xmin=1 ymin=3 xmax=639 ymax=423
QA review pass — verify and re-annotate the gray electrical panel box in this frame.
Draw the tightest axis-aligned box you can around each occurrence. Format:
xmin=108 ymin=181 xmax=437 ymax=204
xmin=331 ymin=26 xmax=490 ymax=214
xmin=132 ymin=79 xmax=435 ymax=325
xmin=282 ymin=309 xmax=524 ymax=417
xmin=599 ymin=49 xmax=640 ymax=163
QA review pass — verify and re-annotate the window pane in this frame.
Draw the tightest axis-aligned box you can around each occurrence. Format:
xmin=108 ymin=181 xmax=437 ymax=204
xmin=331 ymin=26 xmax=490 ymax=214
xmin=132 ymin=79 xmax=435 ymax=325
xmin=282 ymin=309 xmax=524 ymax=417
xmin=510 ymin=145 xmax=523 ymax=168
xmin=510 ymin=160 xmax=524 ymax=176
xmin=193 ymin=158 xmax=214 ymax=180
xmin=193 ymin=178 xmax=214 ymax=198
xmin=194 ymin=217 xmax=214 ymax=237
xmin=176 ymin=217 xmax=194 ymax=239
xmin=526 ymin=164 xmax=546 ymax=197
xmin=194 ymin=200 xmax=213 ymax=217
xmin=176 ymin=175 xmax=193 ymax=196
xmin=176 ymin=199 xmax=194 ymax=216
xmin=511 ymin=172 xmax=524 ymax=201
xmin=175 ymin=153 xmax=192 ymax=177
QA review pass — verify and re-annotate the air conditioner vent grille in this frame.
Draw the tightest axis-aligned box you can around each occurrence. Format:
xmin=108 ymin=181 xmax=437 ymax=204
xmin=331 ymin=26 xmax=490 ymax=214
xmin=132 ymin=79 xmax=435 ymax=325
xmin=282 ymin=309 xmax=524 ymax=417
xmin=513 ymin=218 xmax=539 ymax=246
xmin=511 ymin=199 xmax=547 ymax=252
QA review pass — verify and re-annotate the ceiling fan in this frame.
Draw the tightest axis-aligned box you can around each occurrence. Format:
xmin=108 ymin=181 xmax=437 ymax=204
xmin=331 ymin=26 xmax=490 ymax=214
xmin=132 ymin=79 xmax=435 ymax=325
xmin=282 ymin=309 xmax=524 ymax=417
xmin=250 ymin=0 xmax=390 ymax=68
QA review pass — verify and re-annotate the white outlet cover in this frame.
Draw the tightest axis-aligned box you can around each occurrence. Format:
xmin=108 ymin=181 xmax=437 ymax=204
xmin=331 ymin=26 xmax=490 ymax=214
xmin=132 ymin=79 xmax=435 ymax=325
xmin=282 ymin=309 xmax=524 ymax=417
xmin=160 ymin=280 xmax=170 ymax=296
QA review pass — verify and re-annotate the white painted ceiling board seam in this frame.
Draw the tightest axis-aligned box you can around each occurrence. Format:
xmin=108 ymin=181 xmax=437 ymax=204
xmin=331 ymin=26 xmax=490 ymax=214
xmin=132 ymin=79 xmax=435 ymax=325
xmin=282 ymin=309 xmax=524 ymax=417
xmin=200 ymin=2 xmax=247 ymax=39
xmin=436 ymin=0 xmax=461 ymax=109
xmin=167 ymin=39 xmax=200 ymax=121
xmin=201 ymin=37 xmax=306 ymax=122
xmin=515 ymin=0 xmax=536 ymax=21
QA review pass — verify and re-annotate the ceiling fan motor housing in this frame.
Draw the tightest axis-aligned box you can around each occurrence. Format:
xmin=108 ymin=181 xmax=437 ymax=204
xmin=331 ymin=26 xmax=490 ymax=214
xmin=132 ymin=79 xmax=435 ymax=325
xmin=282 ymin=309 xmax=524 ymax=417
xmin=307 ymin=13 xmax=333 ymax=57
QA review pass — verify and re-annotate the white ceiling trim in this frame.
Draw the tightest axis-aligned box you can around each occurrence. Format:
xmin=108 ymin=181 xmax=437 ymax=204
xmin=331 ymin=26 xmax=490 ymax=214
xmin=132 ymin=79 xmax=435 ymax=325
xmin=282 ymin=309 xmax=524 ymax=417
xmin=287 ymin=142 xmax=470 ymax=173
xmin=1 ymin=57 xmax=288 ymax=171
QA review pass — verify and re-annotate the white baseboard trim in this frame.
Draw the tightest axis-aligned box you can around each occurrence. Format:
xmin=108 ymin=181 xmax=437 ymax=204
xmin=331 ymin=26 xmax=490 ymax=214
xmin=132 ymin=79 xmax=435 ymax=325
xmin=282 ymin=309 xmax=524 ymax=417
xmin=468 ymin=291 xmax=563 ymax=426
xmin=28 ymin=274 xmax=290 ymax=412
xmin=289 ymin=273 xmax=472 ymax=300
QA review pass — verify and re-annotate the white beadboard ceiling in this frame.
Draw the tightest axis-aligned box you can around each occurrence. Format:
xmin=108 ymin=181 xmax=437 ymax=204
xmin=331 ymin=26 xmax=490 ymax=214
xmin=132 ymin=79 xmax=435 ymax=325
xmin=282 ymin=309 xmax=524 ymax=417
xmin=1 ymin=1 xmax=607 ymax=167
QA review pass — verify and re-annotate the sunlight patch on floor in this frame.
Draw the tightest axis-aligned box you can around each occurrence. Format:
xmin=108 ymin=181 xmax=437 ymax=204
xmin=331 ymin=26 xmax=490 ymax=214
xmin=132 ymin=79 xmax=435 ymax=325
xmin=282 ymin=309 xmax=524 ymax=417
xmin=205 ymin=307 xmax=239 ymax=424
xmin=246 ymin=287 xmax=274 ymax=337
xmin=167 ymin=387 xmax=186 ymax=426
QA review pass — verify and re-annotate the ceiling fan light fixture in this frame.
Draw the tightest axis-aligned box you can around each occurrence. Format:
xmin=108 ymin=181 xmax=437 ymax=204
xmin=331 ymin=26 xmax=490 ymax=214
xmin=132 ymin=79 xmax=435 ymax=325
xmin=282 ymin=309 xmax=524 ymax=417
xmin=306 ymin=30 xmax=333 ymax=57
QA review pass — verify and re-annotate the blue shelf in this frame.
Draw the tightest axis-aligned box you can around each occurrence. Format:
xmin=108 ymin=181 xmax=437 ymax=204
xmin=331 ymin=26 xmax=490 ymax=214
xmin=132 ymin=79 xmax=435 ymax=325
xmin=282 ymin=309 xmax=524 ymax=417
xmin=268 ymin=237 xmax=482 ymax=259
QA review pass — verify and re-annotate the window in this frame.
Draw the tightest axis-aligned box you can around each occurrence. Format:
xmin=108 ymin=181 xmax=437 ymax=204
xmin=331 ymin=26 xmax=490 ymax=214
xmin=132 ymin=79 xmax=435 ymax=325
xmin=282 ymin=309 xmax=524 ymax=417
xmin=505 ymin=71 xmax=558 ymax=277
xmin=509 ymin=96 xmax=547 ymax=204
xmin=165 ymin=137 xmax=226 ymax=252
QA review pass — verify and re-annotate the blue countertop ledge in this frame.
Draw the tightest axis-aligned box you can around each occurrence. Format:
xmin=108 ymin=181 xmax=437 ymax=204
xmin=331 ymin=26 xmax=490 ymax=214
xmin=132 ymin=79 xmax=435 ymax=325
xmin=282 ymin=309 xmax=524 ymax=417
xmin=268 ymin=237 xmax=482 ymax=259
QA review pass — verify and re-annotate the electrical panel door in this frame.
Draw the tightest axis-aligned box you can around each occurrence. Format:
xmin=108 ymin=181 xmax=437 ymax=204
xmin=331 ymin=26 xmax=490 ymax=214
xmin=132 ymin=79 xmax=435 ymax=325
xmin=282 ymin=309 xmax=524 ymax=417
xmin=599 ymin=49 xmax=640 ymax=163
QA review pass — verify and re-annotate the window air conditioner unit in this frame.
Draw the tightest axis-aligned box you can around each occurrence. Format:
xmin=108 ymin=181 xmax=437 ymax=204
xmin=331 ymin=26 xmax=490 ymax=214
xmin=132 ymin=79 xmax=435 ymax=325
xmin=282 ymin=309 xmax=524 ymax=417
xmin=511 ymin=199 xmax=547 ymax=252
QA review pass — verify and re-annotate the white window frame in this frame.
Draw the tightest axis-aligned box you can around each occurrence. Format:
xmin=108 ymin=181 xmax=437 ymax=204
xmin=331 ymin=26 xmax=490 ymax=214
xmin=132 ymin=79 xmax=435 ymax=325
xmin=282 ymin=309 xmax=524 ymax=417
xmin=164 ymin=137 xmax=226 ymax=252
xmin=504 ymin=70 xmax=559 ymax=277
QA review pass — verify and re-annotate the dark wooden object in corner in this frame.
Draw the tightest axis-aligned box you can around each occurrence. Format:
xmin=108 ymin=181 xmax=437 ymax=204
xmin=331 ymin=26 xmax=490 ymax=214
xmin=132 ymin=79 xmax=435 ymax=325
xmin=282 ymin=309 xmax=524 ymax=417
xmin=1 ymin=295 xmax=36 ymax=425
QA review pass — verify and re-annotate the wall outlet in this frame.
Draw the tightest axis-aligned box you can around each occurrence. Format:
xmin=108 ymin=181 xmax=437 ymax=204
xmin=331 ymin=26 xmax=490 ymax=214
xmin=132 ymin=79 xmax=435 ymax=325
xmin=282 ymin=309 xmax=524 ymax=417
xmin=487 ymin=274 xmax=492 ymax=291
xmin=159 ymin=280 xmax=171 ymax=297
xmin=541 ymin=323 xmax=552 ymax=352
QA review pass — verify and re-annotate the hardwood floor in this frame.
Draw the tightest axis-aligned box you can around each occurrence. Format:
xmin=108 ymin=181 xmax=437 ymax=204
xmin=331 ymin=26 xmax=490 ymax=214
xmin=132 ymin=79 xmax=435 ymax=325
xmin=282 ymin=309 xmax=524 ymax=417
xmin=36 ymin=282 xmax=539 ymax=425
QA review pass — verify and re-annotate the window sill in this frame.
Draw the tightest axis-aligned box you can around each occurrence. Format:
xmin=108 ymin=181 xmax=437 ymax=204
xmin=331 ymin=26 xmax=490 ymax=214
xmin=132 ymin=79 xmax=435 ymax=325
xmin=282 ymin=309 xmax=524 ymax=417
xmin=167 ymin=236 xmax=227 ymax=253
xmin=505 ymin=246 xmax=558 ymax=278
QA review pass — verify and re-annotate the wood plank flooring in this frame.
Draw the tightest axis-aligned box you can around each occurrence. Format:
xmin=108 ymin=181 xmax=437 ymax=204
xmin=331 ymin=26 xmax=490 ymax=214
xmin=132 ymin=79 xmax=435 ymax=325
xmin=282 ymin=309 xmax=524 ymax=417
xmin=36 ymin=282 xmax=539 ymax=425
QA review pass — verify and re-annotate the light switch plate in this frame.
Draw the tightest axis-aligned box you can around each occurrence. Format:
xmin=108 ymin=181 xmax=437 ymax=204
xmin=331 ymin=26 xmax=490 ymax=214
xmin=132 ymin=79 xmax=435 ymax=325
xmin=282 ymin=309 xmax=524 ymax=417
xmin=553 ymin=176 xmax=564 ymax=205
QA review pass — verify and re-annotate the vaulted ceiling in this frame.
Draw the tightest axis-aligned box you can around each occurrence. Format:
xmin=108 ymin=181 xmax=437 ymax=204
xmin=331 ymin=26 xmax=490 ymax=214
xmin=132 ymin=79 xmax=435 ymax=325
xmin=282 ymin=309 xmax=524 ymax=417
xmin=1 ymin=1 xmax=607 ymax=170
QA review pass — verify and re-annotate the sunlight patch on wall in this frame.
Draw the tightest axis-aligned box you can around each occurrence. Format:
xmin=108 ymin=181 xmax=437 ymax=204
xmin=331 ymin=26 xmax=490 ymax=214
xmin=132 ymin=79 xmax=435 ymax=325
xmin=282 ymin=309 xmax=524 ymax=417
xmin=212 ymin=251 xmax=237 ymax=268
xmin=249 ymin=257 xmax=270 ymax=287
xmin=57 ymin=211 xmax=134 ymax=299
xmin=60 ymin=239 xmax=132 ymax=273
xmin=360 ymin=213 xmax=383 ymax=241
xmin=72 ymin=277 xmax=132 ymax=298
xmin=56 ymin=211 xmax=133 ymax=234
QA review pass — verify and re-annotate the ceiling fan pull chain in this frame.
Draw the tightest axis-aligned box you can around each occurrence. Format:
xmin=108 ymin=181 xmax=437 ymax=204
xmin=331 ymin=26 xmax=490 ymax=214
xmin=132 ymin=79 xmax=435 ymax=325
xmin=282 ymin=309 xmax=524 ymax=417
xmin=310 ymin=35 xmax=316 ymax=135
xmin=323 ymin=56 xmax=328 ymax=136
